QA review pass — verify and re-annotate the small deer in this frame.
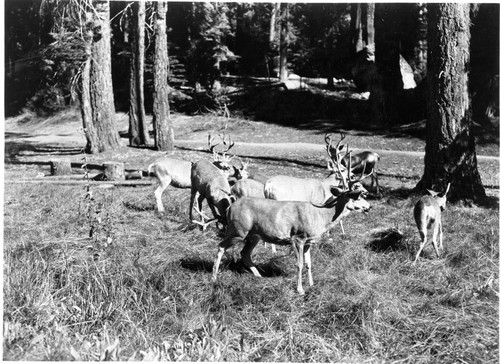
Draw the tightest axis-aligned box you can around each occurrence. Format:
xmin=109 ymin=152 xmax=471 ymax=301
xmin=325 ymin=133 xmax=381 ymax=194
xmin=213 ymin=150 xmax=372 ymax=295
xmin=413 ymin=183 xmax=451 ymax=263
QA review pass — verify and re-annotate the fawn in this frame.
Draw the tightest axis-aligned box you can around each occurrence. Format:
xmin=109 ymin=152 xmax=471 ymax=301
xmin=413 ymin=183 xmax=451 ymax=263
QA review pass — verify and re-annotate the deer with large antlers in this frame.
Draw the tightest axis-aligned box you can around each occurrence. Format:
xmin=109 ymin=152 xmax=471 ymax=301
xmin=325 ymin=133 xmax=381 ymax=194
xmin=413 ymin=183 xmax=451 ymax=263
xmin=212 ymin=149 xmax=372 ymax=295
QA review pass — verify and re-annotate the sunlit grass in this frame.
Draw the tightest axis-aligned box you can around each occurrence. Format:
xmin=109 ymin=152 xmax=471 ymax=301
xmin=3 ymin=169 xmax=499 ymax=361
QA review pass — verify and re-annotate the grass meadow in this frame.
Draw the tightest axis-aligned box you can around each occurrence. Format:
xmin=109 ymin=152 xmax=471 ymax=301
xmin=3 ymin=161 xmax=499 ymax=361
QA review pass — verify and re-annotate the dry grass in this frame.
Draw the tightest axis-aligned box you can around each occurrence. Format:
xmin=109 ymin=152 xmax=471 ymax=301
xmin=3 ymin=166 xmax=499 ymax=361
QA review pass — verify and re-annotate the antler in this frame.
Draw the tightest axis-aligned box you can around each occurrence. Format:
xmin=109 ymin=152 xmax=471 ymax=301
xmin=208 ymin=134 xmax=220 ymax=156
xmin=219 ymin=126 xmax=235 ymax=154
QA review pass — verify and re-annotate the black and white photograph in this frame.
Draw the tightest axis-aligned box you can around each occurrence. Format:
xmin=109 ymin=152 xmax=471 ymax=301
xmin=3 ymin=1 xmax=499 ymax=361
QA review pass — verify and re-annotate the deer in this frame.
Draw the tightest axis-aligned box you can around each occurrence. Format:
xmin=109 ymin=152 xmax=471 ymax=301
xmin=212 ymin=152 xmax=372 ymax=295
xmin=413 ymin=183 xmax=451 ymax=264
xmin=188 ymin=132 xmax=242 ymax=229
xmin=148 ymin=132 xmax=247 ymax=213
xmin=231 ymin=178 xmax=265 ymax=199
xmin=325 ymin=133 xmax=381 ymax=194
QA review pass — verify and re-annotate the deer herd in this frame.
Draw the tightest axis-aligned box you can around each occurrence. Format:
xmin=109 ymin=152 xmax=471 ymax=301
xmin=148 ymin=131 xmax=450 ymax=295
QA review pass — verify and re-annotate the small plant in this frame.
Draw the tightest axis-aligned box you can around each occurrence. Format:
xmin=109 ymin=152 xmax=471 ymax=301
xmin=80 ymin=155 xmax=114 ymax=250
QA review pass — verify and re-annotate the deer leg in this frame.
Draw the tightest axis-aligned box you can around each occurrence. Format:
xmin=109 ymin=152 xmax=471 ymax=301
xmin=431 ymin=223 xmax=440 ymax=258
xmin=373 ymin=172 xmax=379 ymax=194
xmin=241 ymin=235 xmax=262 ymax=277
xmin=213 ymin=236 xmax=244 ymax=281
xmin=154 ymin=176 xmax=171 ymax=212
xmin=292 ymin=237 xmax=306 ymax=295
xmin=304 ymin=242 xmax=314 ymax=288
xmin=189 ymin=187 xmax=197 ymax=221
xmin=413 ymin=229 xmax=427 ymax=264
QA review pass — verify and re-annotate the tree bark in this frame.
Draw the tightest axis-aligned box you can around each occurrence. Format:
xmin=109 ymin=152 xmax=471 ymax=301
xmin=351 ymin=3 xmax=364 ymax=54
xmin=371 ymin=3 xmax=404 ymax=125
xmin=128 ymin=1 xmax=149 ymax=146
xmin=416 ymin=3 xmax=485 ymax=202
xmin=269 ymin=3 xmax=278 ymax=44
xmin=366 ymin=3 xmax=375 ymax=46
xmin=152 ymin=1 xmax=174 ymax=151
xmin=80 ymin=0 xmax=122 ymax=153
xmin=279 ymin=3 xmax=289 ymax=82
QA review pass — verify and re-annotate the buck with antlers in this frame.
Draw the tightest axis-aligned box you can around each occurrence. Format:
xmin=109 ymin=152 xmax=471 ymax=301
xmin=212 ymin=150 xmax=372 ymax=295
xmin=148 ymin=132 xmax=248 ymax=213
xmin=413 ymin=183 xmax=451 ymax=263
xmin=325 ymin=133 xmax=381 ymax=194
xmin=189 ymin=131 xmax=244 ymax=229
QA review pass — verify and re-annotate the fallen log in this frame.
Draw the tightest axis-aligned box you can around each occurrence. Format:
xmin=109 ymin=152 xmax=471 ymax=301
xmin=5 ymin=179 xmax=155 ymax=186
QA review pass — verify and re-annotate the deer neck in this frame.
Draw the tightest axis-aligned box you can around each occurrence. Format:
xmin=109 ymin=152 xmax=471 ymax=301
xmin=323 ymin=200 xmax=351 ymax=230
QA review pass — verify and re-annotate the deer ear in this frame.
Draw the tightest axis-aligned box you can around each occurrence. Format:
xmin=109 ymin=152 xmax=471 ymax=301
xmin=330 ymin=187 xmax=343 ymax=196
xmin=426 ymin=189 xmax=438 ymax=197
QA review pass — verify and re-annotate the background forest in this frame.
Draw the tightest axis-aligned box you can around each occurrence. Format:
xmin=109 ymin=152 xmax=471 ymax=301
xmin=5 ymin=2 xmax=499 ymax=125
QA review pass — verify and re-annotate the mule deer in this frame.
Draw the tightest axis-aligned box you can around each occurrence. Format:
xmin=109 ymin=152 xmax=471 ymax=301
xmin=148 ymin=157 xmax=193 ymax=212
xmin=212 ymin=187 xmax=370 ymax=295
xmin=413 ymin=183 xmax=451 ymax=263
xmin=189 ymin=159 xmax=233 ymax=230
xmin=325 ymin=133 xmax=381 ymax=194
xmin=231 ymin=178 xmax=265 ymax=199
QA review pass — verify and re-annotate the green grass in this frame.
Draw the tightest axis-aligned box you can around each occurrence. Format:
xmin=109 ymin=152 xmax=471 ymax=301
xmin=3 ymin=170 xmax=498 ymax=362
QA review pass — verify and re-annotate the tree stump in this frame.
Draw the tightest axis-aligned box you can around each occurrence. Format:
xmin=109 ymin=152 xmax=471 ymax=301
xmin=103 ymin=162 xmax=125 ymax=181
xmin=50 ymin=159 xmax=72 ymax=176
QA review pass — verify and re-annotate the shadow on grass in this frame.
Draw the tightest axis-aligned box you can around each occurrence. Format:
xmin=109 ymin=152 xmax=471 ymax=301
xmin=365 ymin=228 xmax=411 ymax=254
xmin=180 ymin=255 xmax=287 ymax=277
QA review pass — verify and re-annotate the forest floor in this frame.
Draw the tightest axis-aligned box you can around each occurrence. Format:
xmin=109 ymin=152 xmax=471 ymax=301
xmin=3 ymin=106 xmax=499 ymax=361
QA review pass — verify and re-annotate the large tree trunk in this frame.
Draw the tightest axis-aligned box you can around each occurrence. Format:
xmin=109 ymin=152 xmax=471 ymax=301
xmin=416 ymin=3 xmax=485 ymax=202
xmin=269 ymin=3 xmax=278 ymax=44
xmin=128 ymin=1 xmax=149 ymax=146
xmin=366 ymin=3 xmax=375 ymax=46
xmin=152 ymin=1 xmax=174 ymax=151
xmin=351 ymin=3 xmax=363 ymax=54
xmin=371 ymin=3 xmax=404 ymax=125
xmin=81 ymin=0 xmax=121 ymax=153
xmin=279 ymin=3 xmax=289 ymax=82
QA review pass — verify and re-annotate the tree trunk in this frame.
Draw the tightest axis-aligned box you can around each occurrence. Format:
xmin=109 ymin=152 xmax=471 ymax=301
xmin=279 ymin=3 xmax=289 ymax=82
xmin=351 ymin=3 xmax=364 ymax=54
xmin=152 ymin=1 xmax=174 ymax=151
xmin=128 ymin=1 xmax=149 ymax=146
xmin=269 ymin=3 xmax=278 ymax=44
xmin=371 ymin=3 xmax=404 ymax=125
xmin=366 ymin=3 xmax=375 ymax=46
xmin=81 ymin=0 xmax=121 ymax=153
xmin=416 ymin=3 xmax=485 ymax=202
